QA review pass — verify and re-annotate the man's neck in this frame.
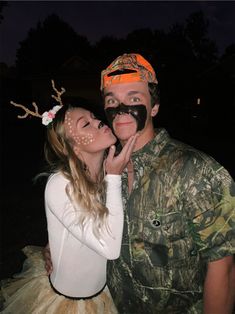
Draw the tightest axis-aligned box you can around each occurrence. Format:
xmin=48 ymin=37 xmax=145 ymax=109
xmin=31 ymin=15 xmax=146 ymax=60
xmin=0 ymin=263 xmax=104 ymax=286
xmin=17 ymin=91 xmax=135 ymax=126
xmin=121 ymin=127 xmax=156 ymax=152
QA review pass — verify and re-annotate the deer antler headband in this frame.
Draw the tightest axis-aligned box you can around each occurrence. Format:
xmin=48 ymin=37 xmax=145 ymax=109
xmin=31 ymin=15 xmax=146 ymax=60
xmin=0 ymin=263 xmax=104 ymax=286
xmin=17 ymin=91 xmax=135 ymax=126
xmin=10 ymin=80 xmax=65 ymax=126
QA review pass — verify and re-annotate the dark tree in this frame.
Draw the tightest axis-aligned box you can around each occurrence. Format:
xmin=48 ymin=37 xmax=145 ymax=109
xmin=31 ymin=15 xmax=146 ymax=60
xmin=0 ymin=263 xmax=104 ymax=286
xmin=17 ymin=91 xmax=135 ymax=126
xmin=185 ymin=11 xmax=218 ymax=67
xmin=125 ymin=29 xmax=156 ymax=58
xmin=93 ymin=36 xmax=126 ymax=71
xmin=16 ymin=14 xmax=92 ymax=76
xmin=0 ymin=1 xmax=8 ymax=25
xmin=221 ymin=43 xmax=235 ymax=59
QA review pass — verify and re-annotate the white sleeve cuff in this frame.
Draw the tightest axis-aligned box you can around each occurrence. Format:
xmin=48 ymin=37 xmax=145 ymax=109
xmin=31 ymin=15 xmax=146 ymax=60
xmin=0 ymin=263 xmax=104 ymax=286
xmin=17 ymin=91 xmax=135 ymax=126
xmin=104 ymin=174 xmax=122 ymax=185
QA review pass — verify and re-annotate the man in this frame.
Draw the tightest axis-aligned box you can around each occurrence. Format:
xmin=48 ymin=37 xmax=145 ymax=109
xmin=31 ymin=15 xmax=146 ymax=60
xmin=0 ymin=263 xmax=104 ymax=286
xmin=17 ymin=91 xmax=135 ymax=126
xmin=45 ymin=53 xmax=235 ymax=313
xmin=100 ymin=53 xmax=235 ymax=313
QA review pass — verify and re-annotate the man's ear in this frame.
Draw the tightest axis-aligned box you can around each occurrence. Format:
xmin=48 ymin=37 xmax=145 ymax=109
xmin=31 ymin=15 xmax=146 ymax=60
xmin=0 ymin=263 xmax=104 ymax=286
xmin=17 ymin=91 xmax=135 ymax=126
xmin=151 ymin=104 xmax=159 ymax=117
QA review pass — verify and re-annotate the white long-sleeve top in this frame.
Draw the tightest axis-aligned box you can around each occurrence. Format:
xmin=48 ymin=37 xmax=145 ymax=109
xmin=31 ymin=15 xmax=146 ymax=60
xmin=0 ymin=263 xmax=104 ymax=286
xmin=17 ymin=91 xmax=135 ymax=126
xmin=45 ymin=172 xmax=123 ymax=298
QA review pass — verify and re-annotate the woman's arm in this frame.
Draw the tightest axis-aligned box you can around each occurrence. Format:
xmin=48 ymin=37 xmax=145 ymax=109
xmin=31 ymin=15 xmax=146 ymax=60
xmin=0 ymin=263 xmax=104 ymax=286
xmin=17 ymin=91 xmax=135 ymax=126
xmin=45 ymin=173 xmax=123 ymax=259
xmin=46 ymin=135 xmax=138 ymax=259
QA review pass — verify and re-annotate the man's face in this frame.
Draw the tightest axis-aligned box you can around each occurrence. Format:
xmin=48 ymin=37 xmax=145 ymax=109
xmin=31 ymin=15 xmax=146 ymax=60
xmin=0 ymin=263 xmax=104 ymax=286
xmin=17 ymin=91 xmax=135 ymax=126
xmin=104 ymin=81 xmax=157 ymax=142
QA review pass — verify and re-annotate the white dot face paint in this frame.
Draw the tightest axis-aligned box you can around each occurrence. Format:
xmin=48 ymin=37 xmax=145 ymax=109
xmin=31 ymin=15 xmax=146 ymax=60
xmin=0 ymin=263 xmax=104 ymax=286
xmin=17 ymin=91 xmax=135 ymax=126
xmin=80 ymin=133 xmax=94 ymax=145
xmin=65 ymin=110 xmax=95 ymax=145
xmin=64 ymin=107 xmax=116 ymax=154
xmin=65 ymin=111 xmax=81 ymax=144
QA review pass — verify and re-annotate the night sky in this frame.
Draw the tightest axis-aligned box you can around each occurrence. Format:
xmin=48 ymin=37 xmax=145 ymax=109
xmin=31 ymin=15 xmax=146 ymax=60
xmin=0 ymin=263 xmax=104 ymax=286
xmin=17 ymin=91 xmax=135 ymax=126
xmin=1 ymin=1 xmax=235 ymax=65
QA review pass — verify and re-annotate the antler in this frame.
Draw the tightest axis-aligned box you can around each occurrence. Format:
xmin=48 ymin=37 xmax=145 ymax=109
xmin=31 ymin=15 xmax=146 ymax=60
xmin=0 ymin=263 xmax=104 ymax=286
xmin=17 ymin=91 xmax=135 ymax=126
xmin=51 ymin=79 xmax=66 ymax=106
xmin=10 ymin=101 xmax=42 ymax=119
xmin=10 ymin=80 xmax=65 ymax=121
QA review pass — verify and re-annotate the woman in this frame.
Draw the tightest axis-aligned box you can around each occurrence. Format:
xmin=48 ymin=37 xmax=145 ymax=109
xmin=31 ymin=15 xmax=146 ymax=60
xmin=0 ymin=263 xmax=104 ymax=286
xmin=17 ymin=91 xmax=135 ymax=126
xmin=1 ymin=102 xmax=137 ymax=313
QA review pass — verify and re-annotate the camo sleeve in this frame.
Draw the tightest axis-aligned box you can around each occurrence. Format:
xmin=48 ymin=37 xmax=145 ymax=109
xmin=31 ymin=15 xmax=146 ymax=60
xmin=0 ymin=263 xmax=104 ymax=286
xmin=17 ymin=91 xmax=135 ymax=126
xmin=187 ymin=160 xmax=235 ymax=262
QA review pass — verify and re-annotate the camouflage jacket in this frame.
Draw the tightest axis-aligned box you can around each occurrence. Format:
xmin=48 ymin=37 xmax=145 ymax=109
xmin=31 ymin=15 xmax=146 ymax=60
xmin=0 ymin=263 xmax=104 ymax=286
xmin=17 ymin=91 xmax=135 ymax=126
xmin=107 ymin=129 xmax=235 ymax=314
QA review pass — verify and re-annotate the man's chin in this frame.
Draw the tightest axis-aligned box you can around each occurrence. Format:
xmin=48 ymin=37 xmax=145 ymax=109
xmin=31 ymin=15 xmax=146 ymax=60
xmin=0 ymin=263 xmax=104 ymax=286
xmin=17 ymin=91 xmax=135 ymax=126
xmin=113 ymin=125 xmax=137 ymax=139
xmin=114 ymin=130 xmax=136 ymax=142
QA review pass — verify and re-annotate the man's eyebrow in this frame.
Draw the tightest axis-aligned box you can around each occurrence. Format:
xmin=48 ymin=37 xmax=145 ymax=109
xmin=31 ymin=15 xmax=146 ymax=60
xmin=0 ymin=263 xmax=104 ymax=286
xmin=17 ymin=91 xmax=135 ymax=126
xmin=128 ymin=90 xmax=142 ymax=95
xmin=104 ymin=90 xmax=143 ymax=97
xmin=104 ymin=91 xmax=114 ymax=97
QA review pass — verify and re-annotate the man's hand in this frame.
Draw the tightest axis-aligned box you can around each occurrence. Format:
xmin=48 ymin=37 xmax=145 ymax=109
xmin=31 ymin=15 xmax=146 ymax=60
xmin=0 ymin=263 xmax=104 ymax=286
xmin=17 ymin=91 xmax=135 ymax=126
xmin=43 ymin=243 xmax=53 ymax=275
xmin=105 ymin=134 xmax=138 ymax=175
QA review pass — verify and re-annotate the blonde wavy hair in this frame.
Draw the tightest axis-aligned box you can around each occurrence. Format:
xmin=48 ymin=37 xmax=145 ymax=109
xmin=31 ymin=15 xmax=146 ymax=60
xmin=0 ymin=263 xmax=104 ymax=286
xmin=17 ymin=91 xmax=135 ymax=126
xmin=44 ymin=104 xmax=108 ymax=238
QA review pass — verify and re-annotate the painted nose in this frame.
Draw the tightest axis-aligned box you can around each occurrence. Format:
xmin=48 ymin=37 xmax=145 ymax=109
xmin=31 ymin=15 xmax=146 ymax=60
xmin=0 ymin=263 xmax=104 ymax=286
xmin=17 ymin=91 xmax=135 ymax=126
xmin=98 ymin=121 xmax=104 ymax=129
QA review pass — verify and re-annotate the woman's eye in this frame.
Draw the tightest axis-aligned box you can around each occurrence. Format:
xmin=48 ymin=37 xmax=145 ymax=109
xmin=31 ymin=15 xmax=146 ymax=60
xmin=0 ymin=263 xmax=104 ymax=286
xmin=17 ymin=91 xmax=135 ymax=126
xmin=83 ymin=122 xmax=90 ymax=128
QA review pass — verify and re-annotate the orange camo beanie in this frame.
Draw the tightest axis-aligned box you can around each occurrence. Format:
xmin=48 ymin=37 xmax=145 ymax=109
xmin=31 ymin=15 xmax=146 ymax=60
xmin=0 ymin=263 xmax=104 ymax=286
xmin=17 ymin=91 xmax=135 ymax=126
xmin=101 ymin=53 xmax=158 ymax=90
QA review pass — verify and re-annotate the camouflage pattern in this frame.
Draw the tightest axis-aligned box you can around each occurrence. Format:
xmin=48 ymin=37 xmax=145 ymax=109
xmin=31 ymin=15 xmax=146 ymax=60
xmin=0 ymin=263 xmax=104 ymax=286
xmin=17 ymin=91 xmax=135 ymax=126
xmin=100 ymin=53 xmax=158 ymax=90
xmin=107 ymin=129 xmax=235 ymax=314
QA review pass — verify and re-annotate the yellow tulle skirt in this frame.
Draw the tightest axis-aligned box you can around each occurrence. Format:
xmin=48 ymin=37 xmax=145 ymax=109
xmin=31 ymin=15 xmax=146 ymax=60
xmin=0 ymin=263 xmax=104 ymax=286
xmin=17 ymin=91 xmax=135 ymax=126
xmin=0 ymin=246 xmax=118 ymax=314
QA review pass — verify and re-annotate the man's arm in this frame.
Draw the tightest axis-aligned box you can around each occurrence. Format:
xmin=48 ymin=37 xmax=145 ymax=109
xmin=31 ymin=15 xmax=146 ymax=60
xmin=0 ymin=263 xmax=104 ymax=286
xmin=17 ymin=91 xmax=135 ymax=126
xmin=203 ymin=255 xmax=234 ymax=314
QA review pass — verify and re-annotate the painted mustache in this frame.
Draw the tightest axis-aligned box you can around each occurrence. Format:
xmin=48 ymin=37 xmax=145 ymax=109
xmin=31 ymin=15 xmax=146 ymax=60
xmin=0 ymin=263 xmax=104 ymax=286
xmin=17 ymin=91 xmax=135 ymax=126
xmin=105 ymin=103 xmax=147 ymax=131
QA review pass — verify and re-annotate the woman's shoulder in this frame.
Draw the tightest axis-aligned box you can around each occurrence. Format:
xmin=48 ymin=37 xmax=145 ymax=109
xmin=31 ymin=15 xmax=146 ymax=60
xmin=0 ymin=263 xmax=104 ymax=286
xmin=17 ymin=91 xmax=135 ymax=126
xmin=45 ymin=172 xmax=69 ymax=195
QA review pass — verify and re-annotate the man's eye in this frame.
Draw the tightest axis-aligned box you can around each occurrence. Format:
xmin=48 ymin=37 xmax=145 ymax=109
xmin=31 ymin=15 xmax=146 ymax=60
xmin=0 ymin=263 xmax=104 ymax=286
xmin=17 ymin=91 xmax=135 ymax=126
xmin=106 ymin=98 xmax=116 ymax=105
xmin=130 ymin=97 xmax=140 ymax=103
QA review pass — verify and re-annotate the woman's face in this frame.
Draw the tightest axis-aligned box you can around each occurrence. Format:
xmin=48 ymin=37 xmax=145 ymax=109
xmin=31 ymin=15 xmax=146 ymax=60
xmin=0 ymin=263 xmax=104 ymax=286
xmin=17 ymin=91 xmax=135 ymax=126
xmin=64 ymin=107 xmax=116 ymax=154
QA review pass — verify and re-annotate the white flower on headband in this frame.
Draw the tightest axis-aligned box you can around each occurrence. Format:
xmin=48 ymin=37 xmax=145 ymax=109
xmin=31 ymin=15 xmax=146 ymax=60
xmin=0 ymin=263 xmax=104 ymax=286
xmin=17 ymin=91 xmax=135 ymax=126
xmin=42 ymin=105 xmax=62 ymax=126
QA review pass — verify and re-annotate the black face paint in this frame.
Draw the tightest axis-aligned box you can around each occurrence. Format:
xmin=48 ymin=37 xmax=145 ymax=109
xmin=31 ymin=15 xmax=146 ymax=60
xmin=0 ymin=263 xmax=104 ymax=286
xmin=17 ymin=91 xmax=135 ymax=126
xmin=105 ymin=103 xmax=147 ymax=131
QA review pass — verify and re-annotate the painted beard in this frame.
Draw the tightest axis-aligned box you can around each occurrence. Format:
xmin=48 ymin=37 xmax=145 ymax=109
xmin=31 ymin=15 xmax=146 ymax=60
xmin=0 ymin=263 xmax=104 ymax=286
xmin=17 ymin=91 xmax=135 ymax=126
xmin=105 ymin=103 xmax=147 ymax=132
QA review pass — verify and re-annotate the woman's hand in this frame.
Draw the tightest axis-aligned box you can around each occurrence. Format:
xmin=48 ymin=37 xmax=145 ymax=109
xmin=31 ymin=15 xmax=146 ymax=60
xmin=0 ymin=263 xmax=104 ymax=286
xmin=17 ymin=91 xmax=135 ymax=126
xmin=104 ymin=134 xmax=138 ymax=175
